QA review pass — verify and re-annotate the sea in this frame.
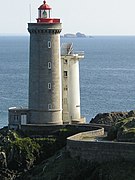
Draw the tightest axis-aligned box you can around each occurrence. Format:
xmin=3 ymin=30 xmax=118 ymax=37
xmin=0 ymin=36 xmax=135 ymax=128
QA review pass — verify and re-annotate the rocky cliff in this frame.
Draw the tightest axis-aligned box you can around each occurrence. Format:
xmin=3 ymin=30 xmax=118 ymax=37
xmin=90 ymin=110 xmax=135 ymax=125
xmin=1 ymin=111 xmax=135 ymax=179
xmin=0 ymin=127 xmax=82 ymax=179
xmin=20 ymin=149 xmax=135 ymax=180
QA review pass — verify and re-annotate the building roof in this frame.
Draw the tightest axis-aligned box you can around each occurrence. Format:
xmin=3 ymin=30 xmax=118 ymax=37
xmin=38 ymin=1 xmax=52 ymax=10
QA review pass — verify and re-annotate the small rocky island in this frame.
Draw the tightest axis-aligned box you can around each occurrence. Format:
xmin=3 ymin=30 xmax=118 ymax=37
xmin=61 ymin=32 xmax=92 ymax=38
xmin=0 ymin=110 xmax=135 ymax=179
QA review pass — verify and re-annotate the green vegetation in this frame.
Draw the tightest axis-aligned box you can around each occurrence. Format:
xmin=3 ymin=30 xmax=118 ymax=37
xmin=107 ymin=117 xmax=135 ymax=141
xmin=0 ymin=126 xmax=81 ymax=174
xmin=1 ymin=124 xmax=135 ymax=179
xmin=0 ymin=130 xmax=40 ymax=170
xmin=59 ymin=128 xmax=69 ymax=132
xmin=20 ymin=149 xmax=135 ymax=180
xmin=21 ymin=150 xmax=97 ymax=180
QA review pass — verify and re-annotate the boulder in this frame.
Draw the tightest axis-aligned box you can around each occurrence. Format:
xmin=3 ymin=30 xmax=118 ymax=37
xmin=128 ymin=110 xmax=135 ymax=117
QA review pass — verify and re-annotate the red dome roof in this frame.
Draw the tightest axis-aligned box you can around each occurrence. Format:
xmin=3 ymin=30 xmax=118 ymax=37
xmin=38 ymin=1 xmax=52 ymax=10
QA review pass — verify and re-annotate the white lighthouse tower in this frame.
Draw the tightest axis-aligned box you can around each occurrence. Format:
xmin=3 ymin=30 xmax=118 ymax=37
xmin=61 ymin=44 xmax=86 ymax=124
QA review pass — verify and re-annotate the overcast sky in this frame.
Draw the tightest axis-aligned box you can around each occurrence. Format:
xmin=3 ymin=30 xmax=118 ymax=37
xmin=0 ymin=0 xmax=135 ymax=35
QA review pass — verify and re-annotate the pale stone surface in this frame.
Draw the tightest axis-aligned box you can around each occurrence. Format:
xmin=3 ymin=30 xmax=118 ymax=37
xmin=28 ymin=23 xmax=62 ymax=124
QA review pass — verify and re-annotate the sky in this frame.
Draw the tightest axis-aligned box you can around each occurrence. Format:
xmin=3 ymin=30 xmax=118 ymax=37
xmin=0 ymin=0 xmax=135 ymax=35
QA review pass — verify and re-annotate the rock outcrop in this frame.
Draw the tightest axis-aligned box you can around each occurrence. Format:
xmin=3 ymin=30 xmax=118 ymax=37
xmin=0 ymin=152 xmax=7 ymax=168
xmin=0 ymin=168 xmax=16 ymax=180
xmin=90 ymin=110 xmax=135 ymax=125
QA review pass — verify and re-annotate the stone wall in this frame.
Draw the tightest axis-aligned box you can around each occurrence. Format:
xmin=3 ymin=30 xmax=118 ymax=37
xmin=67 ymin=130 xmax=135 ymax=162
xmin=20 ymin=124 xmax=102 ymax=136
xmin=88 ymin=123 xmax=111 ymax=132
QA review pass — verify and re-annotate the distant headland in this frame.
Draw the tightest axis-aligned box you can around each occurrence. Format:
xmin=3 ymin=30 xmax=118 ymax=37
xmin=61 ymin=32 xmax=92 ymax=38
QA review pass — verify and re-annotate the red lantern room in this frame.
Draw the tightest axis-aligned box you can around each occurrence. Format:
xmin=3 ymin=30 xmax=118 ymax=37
xmin=37 ymin=1 xmax=60 ymax=24
xmin=38 ymin=1 xmax=51 ymax=19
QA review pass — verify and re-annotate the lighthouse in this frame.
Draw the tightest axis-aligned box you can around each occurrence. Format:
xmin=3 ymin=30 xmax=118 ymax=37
xmin=28 ymin=1 xmax=62 ymax=124
xmin=8 ymin=1 xmax=85 ymax=130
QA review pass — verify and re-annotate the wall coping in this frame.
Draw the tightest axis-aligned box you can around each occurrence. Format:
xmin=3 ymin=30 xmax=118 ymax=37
xmin=67 ymin=127 xmax=104 ymax=141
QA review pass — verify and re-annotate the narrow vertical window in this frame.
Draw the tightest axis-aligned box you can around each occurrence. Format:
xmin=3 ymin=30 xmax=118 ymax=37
xmin=48 ymin=83 xmax=51 ymax=90
xmin=48 ymin=41 xmax=51 ymax=48
xmin=48 ymin=62 xmax=51 ymax=69
xmin=14 ymin=115 xmax=19 ymax=122
xmin=48 ymin=104 xmax=52 ymax=110
xmin=64 ymin=71 xmax=68 ymax=77
xmin=64 ymin=59 xmax=68 ymax=64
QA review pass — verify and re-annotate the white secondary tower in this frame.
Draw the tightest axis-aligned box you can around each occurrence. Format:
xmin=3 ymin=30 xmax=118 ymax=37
xmin=61 ymin=43 xmax=86 ymax=124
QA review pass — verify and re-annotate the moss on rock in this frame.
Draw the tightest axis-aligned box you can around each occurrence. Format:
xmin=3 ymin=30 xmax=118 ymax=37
xmin=107 ymin=117 xmax=135 ymax=142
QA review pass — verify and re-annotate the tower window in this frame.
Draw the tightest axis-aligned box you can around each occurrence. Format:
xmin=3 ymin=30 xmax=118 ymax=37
xmin=64 ymin=71 xmax=68 ymax=77
xmin=48 ymin=62 xmax=51 ymax=69
xmin=48 ymin=41 xmax=51 ymax=48
xmin=48 ymin=104 xmax=52 ymax=110
xmin=64 ymin=59 xmax=68 ymax=64
xmin=42 ymin=10 xmax=47 ymax=18
xmin=48 ymin=83 xmax=51 ymax=90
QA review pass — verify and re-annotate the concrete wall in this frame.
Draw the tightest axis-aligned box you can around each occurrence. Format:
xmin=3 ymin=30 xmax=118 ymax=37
xmin=69 ymin=58 xmax=81 ymax=122
xmin=20 ymin=124 xmax=102 ymax=136
xmin=67 ymin=129 xmax=135 ymax=162
xmin=89 ymin=123 xmax=111 ymax=132
xmin=61 ymin=55 xmax=70 ymax=123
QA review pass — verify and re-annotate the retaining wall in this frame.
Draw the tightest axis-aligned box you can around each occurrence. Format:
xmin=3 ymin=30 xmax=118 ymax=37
xmin=67 ymin=130 xmax=135 ymax=162
xmin=20 ymin=124 xmax=102 ymax=136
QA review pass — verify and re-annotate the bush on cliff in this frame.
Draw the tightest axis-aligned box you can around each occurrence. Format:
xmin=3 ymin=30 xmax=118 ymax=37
xmin=34 ymin=137 xmax=57 ymax=163
xmin=7 ymin=137 xmax=40 ymax=170
xmin=0 ymin=127 xmax=77 ymax=175
xmin=107 ymin=126 xmax=118 ymax=140
xmin=107 ymin=117 xmax=135 ymax=142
